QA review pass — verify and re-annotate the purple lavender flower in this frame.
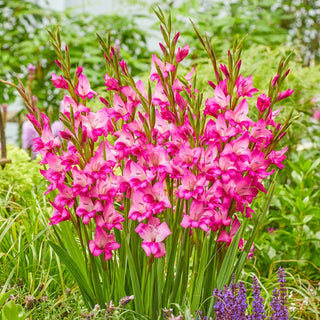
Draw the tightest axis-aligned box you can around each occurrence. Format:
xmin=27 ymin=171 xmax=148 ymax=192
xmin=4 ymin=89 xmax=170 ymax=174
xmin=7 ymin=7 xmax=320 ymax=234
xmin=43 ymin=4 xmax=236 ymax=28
xmin=119 ymin=295 xmax=134 ymax=307
xmin=271 ymin=288 xmax=282 ymax=320
xmin=22 ymin=120 xmax=38 ymax=149
xmin=249 ymin=276 xmax=267 ymax=320
xmin=270 ymin=268 xmax=289 ymax=320
xmin=212 ymin=269 xmax=288 ymax=320
xmin=237 ymin=281 xmax=247 ymax=317
xmin=51 ymin=120 xmax=63 ymax=137
xmin=213 ymin=278 xmax=247 ymax=320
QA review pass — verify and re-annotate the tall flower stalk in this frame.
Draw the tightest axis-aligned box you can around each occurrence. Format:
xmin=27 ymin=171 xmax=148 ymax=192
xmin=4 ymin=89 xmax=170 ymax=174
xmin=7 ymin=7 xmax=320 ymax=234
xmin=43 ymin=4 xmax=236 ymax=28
xmin=0 ymin=8 xmax=297 ymax=319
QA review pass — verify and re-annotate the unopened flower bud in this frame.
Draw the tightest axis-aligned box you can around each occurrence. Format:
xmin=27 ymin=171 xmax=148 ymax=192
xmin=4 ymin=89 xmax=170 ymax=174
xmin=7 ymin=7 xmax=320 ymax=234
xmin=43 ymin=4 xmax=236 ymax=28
xmin=173 ymin=32 xmax=180 ymax=44
xmin=76 ymin=66 xmax=83 ymax=78
xmin=272 ymin=74 xmax=279 ymax=87
xmin=55 ymin=59 xmax=62 ymax=69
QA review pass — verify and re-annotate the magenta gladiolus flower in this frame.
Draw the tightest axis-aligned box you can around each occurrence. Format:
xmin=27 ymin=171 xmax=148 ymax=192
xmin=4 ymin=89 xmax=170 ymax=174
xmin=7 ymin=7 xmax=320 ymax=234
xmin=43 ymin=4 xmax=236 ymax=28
xmin=135 ymin=217 xmax=171 ymax=258
xmin=180 ymin=200 xmax=211 ymax=232
xmin=150 ymin=54 xmax=175 ymax=81
xmin=176 ymin=44 xmax=189 ymax=63
xmin=89 ymin=227 xmax=120 ymax=261
xmin=205 ymin=81 xmax=230 ymax=117
xmin=75 ymin=73 xmax=97 ymax=99
xmin=257 ymin=93 xmax=271 ymax=113
xmin=51 ymin=73 xmax=69 ymax=89
xmin=49 ymin=200 xmax=71 ymax=225
xmin=217 ymin=215 xmax=241 ymax=246
xmin=76 ymin=194 xmax=103 ymax=224
xmin=236 ymin=75 xmax=259 ymax=98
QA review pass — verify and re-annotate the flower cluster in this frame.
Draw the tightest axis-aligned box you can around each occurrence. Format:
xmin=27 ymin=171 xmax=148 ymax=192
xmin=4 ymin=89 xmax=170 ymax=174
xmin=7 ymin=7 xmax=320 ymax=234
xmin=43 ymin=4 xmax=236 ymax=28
xmin=213 ymin=268 xmax=289 ymax=320
xmin=24 ymin=24 xmax=293 ymax=263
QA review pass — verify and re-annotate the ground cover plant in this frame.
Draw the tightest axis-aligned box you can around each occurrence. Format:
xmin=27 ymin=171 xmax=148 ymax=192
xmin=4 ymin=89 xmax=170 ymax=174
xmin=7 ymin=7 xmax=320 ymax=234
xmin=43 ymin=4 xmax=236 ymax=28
xmin=1 ymin=2 xmax=320 ymax=320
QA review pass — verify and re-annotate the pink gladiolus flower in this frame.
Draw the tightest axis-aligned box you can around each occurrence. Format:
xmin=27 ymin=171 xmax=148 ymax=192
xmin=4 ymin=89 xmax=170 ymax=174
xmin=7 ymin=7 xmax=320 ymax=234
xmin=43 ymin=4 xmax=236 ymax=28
xmin=256 ymin=93 xmax=271 ymax=113
xmin=236 ymin=75 xmax=258 ymax=98
xmin=142 ymin=182 xmax=171 ymax=214
xmin=250 ymin=119 xmax=273 ymax=144
xmin=54 ymin=185 xmax=74 ymax=208
xmin=123 ymin=160 xmax=155 ymax=189
xmin=210 ymin=207 xmax=232 ymax=232
xmin=89 ymin=227 xmax=120 ymax=261
xmin=55 ymin=59 xmax=62 ymax=69
xmin=26 ymin=113 xmax=41 ymax=131
xmin=173 ymin=142 xmax=202 ymax=169
xmin=75 ymin=74 xmax=97 ymax=99
xmin=180 ymin=200 xmax=211 ymax=232
xmin=128 ymin=190 xmax=152 ymax=222
xmin=173 ymin=32 xmax=180 ymax=44
xmin=40 ymin=153 xmax=66 ymax=193
xmin=104 ymin=74 xmax=120 ymax=91
xmin=150 ymin=54 xmax=175 ymax=81
xmin=76 ymin=194 xmax=103 ymax=225
xmin=61 ymin=95 xmax=90 ymax=117
xmin=119 ymin=59 xmax=128 ymax=74
xmin=84 ymin=143 xmax=114 ymax=179
xmin=176 ymin=44 xmax=189 ymax=63
xmin=268 ymin=147 xmax=288 ymax=169
xmin=96 ymin=203 xmax=124 ymax=231
xmin=220 ymin=132 xmax=250 ymax=160
xmin=22 ymin=29 xmax=292 ymax=273
xmin=135 ymin=217 xmax=171 ymax=258
xmin=204 ymin=82 xmax=230 ymax=117
xmin=217 ymin=215 xmax=241 ymax=246
xmin=51 ymin=73 xmax=69 ymax=89
xmin=114 ymin=128 xmax=135 ymax=158
xmin=33 ymin=114 xmax=61 ymax=155
xmin=109 ymin=93 xmax=133 ymax=122
xmin=248 ymin=150 xmax=273 ymax=179
xmin=206 ymin=114 xmax=238 ymax=143
xmin=225 ymin=99 xmax=254 ymax=128
xmin=177 ymin=170 xmax=206 ymax=200
xmin=72 ymin=166 xmax=93 ymax=196
xmin=121 ymin=80 xmax=146 ymax=107
xmin=49 ymin=200 xmax=71 ymax=225
xmin=143 ymin=145 xmax=172 ymax=176
xmin=80 ymin=108 xmax=111 ymax=141
xmin=89 ymin=174 xmax=118 ymax=201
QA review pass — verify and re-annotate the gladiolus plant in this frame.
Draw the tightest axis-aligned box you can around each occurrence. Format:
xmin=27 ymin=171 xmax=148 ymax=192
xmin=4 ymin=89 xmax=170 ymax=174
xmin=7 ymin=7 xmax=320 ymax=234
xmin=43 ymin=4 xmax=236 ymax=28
xmin=0 ymin=9 xmax=297 ymax=319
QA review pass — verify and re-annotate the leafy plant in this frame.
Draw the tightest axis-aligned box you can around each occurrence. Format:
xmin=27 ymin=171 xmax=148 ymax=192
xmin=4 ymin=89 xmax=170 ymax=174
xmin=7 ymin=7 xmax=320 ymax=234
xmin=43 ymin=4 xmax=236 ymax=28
xmin=254 ymin=153 xmax=320 ymax=281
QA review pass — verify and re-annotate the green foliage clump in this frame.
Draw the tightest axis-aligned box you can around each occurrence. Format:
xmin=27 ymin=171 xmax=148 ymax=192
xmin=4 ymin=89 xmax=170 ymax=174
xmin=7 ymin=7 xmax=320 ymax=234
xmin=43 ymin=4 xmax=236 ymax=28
xmin=0 ymin=144 xmax=44 ymax=205
xmin=0 ymin=0 xmax=150 ymax=122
